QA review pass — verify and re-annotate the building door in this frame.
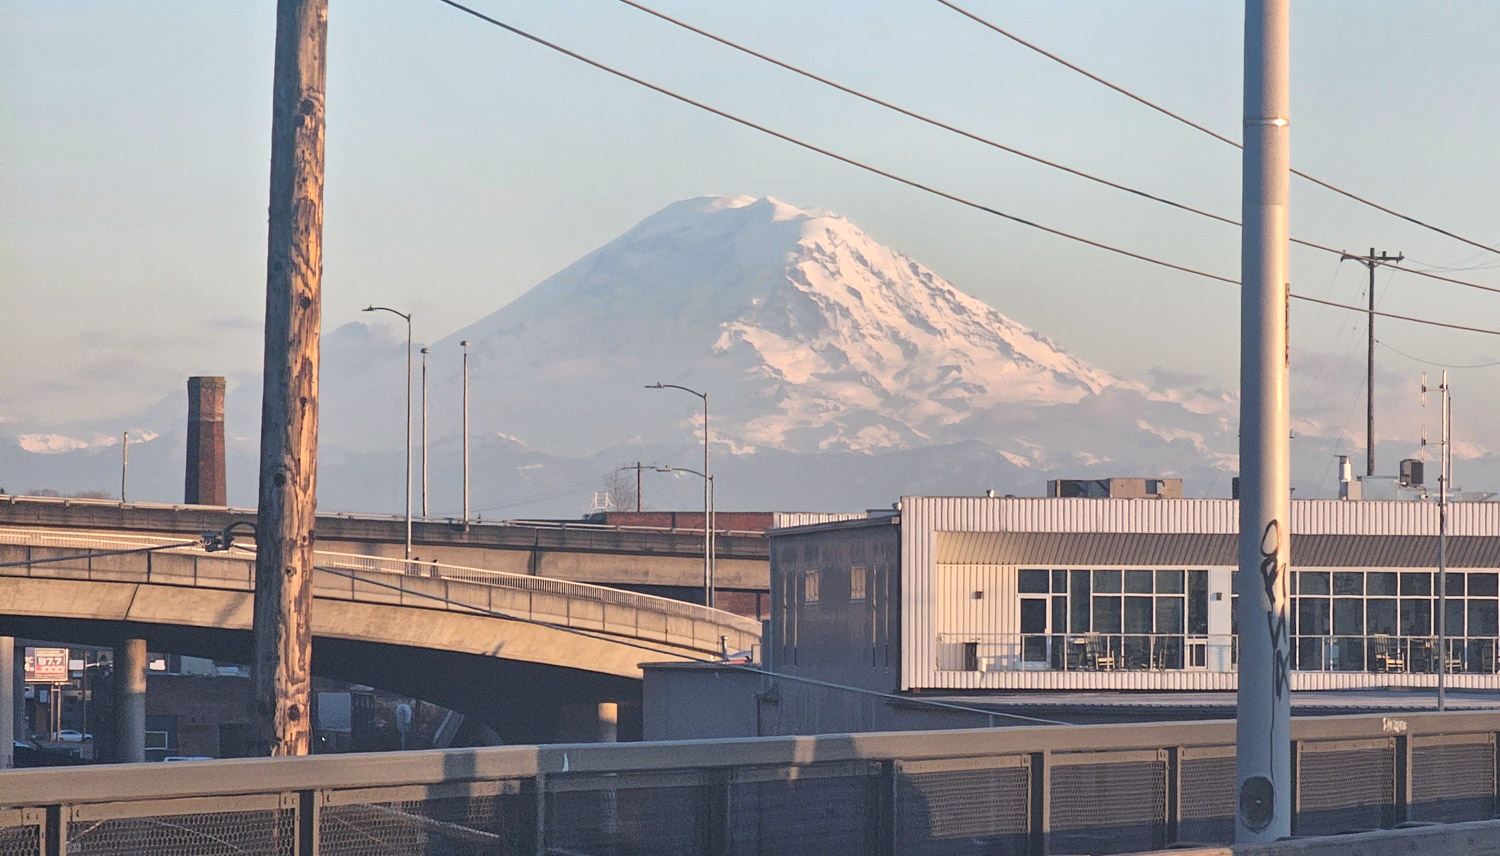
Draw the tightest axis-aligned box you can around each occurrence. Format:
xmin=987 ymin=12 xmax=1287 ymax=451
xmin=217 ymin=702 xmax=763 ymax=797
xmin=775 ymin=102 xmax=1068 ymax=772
xmin=1020 ymin=597 xmax=1049 ymax=665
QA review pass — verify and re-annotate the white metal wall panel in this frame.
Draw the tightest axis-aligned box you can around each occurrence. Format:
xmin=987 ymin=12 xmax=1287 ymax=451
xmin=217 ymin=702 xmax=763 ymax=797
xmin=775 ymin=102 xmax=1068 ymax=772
xmin=898 ymin=496 xmax=1500 ymax=691
xmin=770 ymin=512 xmax=874 ymax=530
xmin=902 ymin=496 xmax=1500 ymax=537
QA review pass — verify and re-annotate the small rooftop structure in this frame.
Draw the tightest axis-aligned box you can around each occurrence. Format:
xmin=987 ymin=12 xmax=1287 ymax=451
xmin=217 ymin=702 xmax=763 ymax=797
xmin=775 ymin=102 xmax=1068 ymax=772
xmin=1047 ymin=477 xmax=1182 ymax=499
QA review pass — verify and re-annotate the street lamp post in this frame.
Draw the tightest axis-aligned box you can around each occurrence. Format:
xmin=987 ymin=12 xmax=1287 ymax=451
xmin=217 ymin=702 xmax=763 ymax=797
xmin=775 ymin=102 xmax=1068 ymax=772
xmin=646 ymin=383 xmax=711 ymax=607
xmin=652 ymin=466 xmax=714 ymax=607
xmin=420 ymin=346 xmax=430 ymax=518
xmin=363 ymin=305 xmax=413 ymax=559
xmin=461 ymin=340 xmax=470 ymax=526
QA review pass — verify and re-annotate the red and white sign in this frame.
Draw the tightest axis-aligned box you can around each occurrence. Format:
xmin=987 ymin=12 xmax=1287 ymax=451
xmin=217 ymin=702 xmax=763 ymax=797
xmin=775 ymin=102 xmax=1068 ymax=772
xmin=24 ymin=647 xmax=68 ymax=683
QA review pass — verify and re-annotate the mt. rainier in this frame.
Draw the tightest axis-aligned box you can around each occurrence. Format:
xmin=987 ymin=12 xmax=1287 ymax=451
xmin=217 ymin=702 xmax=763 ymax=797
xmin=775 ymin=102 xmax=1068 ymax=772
xmin=1 ymin=195 xmax=1245 ymax=513
xmin=375 ymin=194 xmax=1231 ymax=479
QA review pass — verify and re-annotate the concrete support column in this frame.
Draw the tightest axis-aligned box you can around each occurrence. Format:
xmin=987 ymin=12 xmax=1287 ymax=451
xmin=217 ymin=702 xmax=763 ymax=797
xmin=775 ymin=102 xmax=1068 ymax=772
xmin=0 ymin=638 xmax=13 ymax=769
xmin=114 ymin=639 xmax=147 ymax=763
xmin=596 ymin=702 xmax=618 ymax=744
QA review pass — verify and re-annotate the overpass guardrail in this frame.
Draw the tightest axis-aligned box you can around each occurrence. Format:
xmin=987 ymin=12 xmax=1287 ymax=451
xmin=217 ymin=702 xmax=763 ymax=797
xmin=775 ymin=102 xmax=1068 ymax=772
xmin=0 ymin=710 xmax=1496 ymax=855
xmin=0 ymin=494 xmax=766 ymax=537
xmin=0 ymin=528 xmax=761 ymax=660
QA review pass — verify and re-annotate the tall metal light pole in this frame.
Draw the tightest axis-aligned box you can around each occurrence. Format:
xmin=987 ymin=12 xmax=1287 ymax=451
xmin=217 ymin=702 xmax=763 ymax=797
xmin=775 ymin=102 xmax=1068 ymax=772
xmin=461 ymin=340 xmax=470 ymax=526
xmin=653 ymin=466 xmax=714 ymax=606
xmin=646 ymin=382 xmax=712 ymax=607
xmin=364 ymin=305 xmax=413 ymax=559
xmin=420 ymin=346 xmax=430 ymax=518
xmin=120 ymin=432 xmax=129 ymax=502
xmin=1423 ymin=371 xmax=1452 ymax=710
xmin=1236 ymin=0 xmax=1292 ymax=843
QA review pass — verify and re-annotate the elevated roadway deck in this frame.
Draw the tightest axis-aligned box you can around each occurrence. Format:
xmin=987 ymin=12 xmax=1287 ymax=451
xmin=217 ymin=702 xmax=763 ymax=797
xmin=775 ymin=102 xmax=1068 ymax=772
xmin=0 ymin=527 xmax=761 ymax=742
xmin=0 ymin=495 xmax=771 ymax=611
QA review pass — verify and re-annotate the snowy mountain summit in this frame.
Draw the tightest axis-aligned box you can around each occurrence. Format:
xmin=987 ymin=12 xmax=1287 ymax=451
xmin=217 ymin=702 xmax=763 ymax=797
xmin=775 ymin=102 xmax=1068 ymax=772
xmin=435 ymin=195 xmax=1179 ymax=461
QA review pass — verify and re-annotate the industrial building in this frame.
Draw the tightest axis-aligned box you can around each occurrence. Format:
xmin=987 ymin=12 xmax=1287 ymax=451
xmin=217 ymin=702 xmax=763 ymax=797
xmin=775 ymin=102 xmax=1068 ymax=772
xmin=646 ymin=492 xmax=1500 ymax=738
xmin=770 ymin=495 xmax=1500 ymax=693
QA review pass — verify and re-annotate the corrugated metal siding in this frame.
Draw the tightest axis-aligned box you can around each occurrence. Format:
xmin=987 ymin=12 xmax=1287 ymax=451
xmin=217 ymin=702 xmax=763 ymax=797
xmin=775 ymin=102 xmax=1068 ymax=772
xmin=900 ymin=496 xmax=1500 ymax=536
xmin=771 ymin=512 xmax=875 ymax=530
xmin=899 ymin=496 xmax=1500 ymax=690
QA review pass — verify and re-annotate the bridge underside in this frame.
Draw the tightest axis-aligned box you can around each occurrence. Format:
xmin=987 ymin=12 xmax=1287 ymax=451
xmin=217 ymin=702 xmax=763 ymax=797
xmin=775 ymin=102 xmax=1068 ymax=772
xmin=1 ymin=613 xmax=642 ymax=743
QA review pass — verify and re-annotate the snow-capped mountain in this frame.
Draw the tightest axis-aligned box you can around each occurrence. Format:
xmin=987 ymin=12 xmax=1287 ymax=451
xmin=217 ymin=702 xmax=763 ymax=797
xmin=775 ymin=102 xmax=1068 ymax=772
xmin=372 ymin=194 xmax=1219 ymax=464
xmin=5 ymin=195 xmax=1270 ymax=513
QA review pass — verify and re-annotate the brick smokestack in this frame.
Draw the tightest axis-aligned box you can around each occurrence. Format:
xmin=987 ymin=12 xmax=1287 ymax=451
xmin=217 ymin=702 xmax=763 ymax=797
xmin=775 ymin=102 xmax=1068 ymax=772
xmin=185 ymin=376 xmax=227 ymax=505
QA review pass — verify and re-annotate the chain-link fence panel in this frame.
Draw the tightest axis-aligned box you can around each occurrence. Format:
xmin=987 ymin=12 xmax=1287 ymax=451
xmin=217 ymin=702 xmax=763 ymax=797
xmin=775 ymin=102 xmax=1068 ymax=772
xmin=320 ymin=781 xmax=533 ymax=856
xmin=1048 ymin=751 xmax=1167 ymax=855
xmin=1177 ymin=746 xmax=1235 ymax=846
xmin=545 ymin=771 xmax=714 ymax=856
xmin=1410 ymin=734 xmax=1496 ymax=824
xmin=66 ymin=795 xmax=296 ymax=856
xmin=728 ymin=762 xmax=880 ymax=856
xmin=0 ymin=810 xmax=42 ymax=856
xmin=1294 ymin=738 xmax=1395 ymax=836
xmin=895 ymin=756 xmax=1029 ymax=856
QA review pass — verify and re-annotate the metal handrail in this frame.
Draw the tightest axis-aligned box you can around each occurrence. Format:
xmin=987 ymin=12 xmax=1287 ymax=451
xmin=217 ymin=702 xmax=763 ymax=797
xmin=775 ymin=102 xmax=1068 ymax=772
xmin=0 ymin=494 xmax=766 ymax=537
xmin=937 ymin=631 xmax=1234 ymax=672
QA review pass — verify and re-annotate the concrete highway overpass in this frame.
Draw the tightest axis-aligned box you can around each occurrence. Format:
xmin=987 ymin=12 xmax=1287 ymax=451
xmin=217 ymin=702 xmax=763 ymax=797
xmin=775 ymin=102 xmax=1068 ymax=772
xmin=0 ymin=527 xmax=761 ymax=742
xmin=0 ymin=495 xmax=771 ymax=615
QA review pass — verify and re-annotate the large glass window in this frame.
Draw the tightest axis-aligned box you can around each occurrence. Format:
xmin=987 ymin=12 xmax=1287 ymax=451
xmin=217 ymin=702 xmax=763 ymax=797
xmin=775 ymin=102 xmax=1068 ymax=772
xmin=1070 ymin=570 xmax=1092 ymax=633
xmin=1018 ymin=569 xmax=1049 ymax=593
xmin=1188 ymin=571 xmax=1208 ymax=635
xmin=1093 ymin=596 xmax=1122 ymax=633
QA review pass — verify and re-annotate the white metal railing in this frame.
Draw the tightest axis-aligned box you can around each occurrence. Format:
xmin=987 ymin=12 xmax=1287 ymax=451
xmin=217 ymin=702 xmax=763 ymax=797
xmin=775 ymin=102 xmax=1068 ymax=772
xmin=937 ymin=631 xmax=1500 ymax=676
xmin=0 ymin=528 xmax=760 ymax=650
xmin=936 ymin=632 xmax=1236 ymax=672
xmin=1292 ymin=634 xmax=1500 ymax=675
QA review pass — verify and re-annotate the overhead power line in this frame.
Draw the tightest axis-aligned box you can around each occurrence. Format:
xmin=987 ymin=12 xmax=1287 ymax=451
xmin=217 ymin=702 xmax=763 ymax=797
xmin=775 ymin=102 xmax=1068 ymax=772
xmin=1376 ymin=339 xmax=1500 ymax=369
xmin=432 ymin=0 xmax=1500 ymax=337
xmin=933 ymin=0 xmax=1500 ymax=259
xmin=613 ymin=0 xmax=1500 ymax=301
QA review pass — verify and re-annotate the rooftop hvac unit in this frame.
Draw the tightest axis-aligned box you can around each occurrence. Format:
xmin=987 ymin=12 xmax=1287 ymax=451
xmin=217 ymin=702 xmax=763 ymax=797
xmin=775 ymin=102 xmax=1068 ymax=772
xmin=1400 ymin=459 xmax=1424 ymax=487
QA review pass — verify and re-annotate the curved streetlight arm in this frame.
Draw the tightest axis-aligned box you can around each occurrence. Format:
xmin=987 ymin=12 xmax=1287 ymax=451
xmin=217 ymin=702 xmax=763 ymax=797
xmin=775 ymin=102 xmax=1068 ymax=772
xmin=645 ymin=381 xmax=713 ymax=608
xmin=362 ymin=305 xmax=414 ymax=559
xmin=645 ymin=382 xmax=705 ymax=401
xmin=653 ymin=464 xmax=706 ymax=480
xmin=363 ymin=305 xmax=411 ymax=322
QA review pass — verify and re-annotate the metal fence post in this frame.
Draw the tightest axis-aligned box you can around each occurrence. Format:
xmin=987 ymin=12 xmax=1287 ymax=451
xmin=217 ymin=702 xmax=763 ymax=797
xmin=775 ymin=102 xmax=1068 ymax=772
xmin=533 ymin=772 xmax=548 ymax=856
xmin=877 ymin=760 xmax=897 ymax=856
xmin=43 ymin=804 xmax=65 ymax=856
xmin=1395 ymin=734 xmax=1412 ymax=827
xmin=1030 ymin=751 xmax=1049 ymax=856
xmin=294 ymin=790 xmax=318 ymax=856
xmin=1289 ymin=739 xmax=1301 ymax=836
xmin=1166 ymin=746 xmax=1182 ymax=846
xmin=710 ymin=769 xmax=732 ymax=856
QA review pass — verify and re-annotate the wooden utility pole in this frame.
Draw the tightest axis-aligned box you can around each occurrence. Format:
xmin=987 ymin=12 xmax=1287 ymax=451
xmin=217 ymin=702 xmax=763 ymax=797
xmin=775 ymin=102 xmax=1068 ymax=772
xmin=253 ymin=0 xmax=327 ymax=757
xmin=1341 ymin=248 xmax=1403 ymax=477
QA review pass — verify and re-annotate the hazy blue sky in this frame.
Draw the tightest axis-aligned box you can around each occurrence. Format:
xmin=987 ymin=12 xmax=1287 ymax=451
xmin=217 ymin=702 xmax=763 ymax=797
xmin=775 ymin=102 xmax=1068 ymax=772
xmin=6 ymin=1 xmax=1500 ymax=485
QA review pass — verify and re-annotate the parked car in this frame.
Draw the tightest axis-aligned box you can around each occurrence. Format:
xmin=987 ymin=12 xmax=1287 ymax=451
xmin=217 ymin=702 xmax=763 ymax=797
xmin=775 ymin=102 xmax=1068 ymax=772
xmin=56 ymin=730 xmax=89 ymax=743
